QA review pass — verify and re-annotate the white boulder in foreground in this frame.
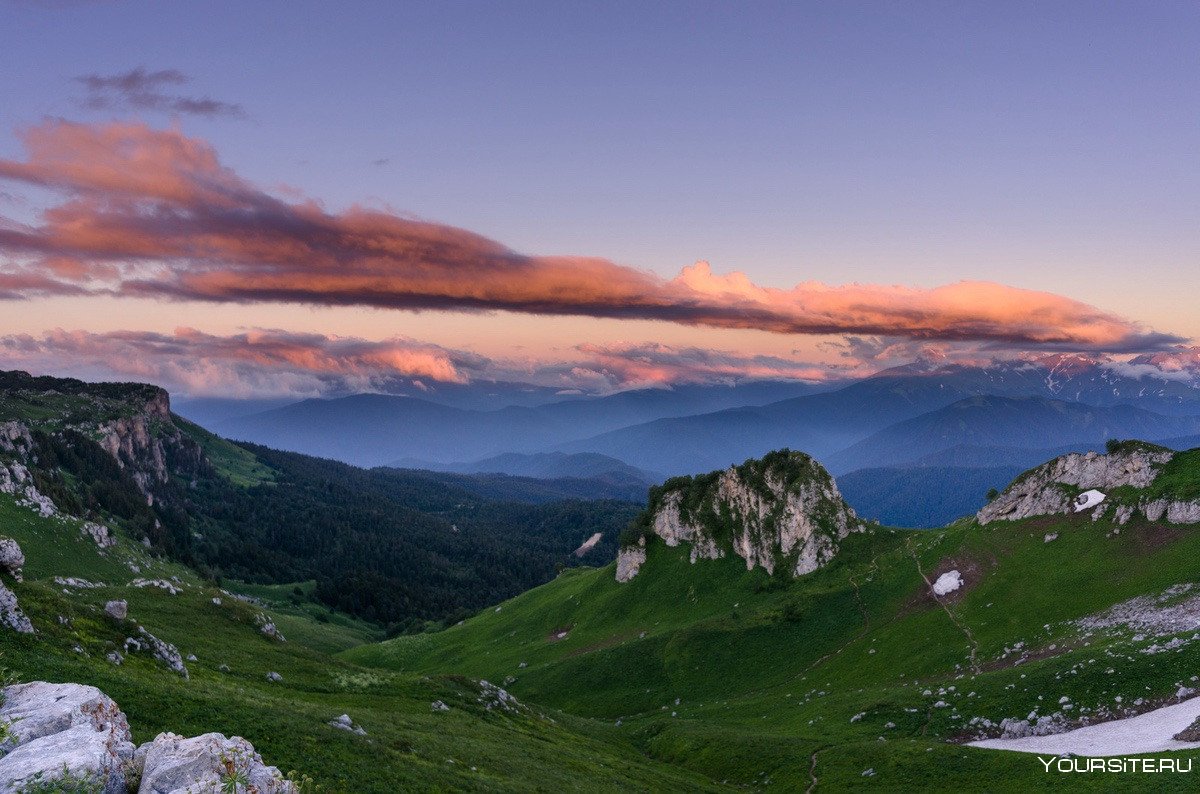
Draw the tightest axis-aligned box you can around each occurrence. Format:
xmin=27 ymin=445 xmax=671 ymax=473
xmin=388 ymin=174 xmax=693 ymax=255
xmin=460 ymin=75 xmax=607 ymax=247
xmin=0 ymin=681 xmax=296 ymax=793
xmin=137 ymin=732 xmax=295 ymax=793
xmin=969 ymin=696 xmax=1200 ymax=757
xmin=0 ymin=682 xmax=135 ymax=793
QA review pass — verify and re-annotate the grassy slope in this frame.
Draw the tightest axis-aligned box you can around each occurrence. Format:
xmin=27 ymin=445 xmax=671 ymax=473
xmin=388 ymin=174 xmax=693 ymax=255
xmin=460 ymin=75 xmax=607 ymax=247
xmin=0 ymin=495 xmax=714 ymax=792
xmin=348 ymin=511 xmax=1200 ymax=791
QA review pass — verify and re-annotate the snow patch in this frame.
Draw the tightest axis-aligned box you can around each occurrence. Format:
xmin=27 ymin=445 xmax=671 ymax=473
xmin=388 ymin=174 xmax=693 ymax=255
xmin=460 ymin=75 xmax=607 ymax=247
xmin=1073 ymin=489 xmax=1106 ymax=512
xmin=969 ymin=696 xmax=1200 ymax=756
xmin=932 ymin=570 xmax=963 ymax=596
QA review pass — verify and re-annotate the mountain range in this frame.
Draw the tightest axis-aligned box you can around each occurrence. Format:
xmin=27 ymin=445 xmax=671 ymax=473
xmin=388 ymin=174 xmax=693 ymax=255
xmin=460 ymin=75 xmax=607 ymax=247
xmin=5 ymin=369 xmax=1200 ymax=790
xmin=199 ymin=357 xmax=1200 ymax=526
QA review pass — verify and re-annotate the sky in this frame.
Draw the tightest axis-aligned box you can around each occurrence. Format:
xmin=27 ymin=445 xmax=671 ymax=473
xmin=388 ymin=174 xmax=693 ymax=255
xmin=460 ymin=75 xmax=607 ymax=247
xmin=1 ymin=1 xmax=1198 ymax=398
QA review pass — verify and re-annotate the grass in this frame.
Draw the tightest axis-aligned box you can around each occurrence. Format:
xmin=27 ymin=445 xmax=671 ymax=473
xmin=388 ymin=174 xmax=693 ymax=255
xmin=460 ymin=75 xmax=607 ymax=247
xmin=174 ymin=417 xmax=275 ymax=487
xmin=0 ymin=493 xmax=716 ymax=791
xmin=349 ymin=509 xmax=1200 ymax=791
xmin=7 ymin=443 xmax=1200 ymax=790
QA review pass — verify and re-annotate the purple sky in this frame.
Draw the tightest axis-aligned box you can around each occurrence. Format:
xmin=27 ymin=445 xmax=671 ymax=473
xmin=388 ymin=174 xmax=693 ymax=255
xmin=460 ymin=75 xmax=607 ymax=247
xmin=1 ymin=1 xmax=1198 ymax=396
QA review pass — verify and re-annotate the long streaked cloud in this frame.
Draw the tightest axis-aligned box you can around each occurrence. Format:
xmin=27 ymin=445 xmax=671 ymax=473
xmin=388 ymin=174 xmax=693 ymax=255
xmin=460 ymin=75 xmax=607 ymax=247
xmin=4 ymin=328 xmax=1197 ymax=399
xmin=76 ymin=68 xmax=244 ymax=118
xmin=0 ymin=329 xmax=478 ymax=398
xmin=0 ymin=120 xmax=1183 ymax=351
xmin=0 ymin=329 xmax=853 ymax=397
xmin=574 ymin=342 xmax=836 ymax=386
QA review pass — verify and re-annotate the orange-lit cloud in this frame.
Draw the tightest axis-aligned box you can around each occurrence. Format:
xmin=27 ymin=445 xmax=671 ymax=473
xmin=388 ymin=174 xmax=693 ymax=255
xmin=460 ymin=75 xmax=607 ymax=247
xmin=0 ymin=328 xmax=475 ymax=397
xmin=0 ymin=120 xmax=1183 ymax=351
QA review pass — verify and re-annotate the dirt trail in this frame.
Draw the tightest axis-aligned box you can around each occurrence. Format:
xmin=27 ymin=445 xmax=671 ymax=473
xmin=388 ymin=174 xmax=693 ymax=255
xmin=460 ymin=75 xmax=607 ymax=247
xmin=906 ymin=537 xmax=981 ymax=674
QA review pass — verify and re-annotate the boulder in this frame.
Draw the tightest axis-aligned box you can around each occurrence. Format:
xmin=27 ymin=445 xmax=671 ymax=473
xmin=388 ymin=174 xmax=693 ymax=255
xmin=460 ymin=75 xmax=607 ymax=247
xmin=135 ymin=732 xmax=296 ymax=793
xmin=105 ymin=599 xmax=128 ymax=621
xmin=81 ymin=521 xmax=117 ymax=549
xmin=0 ymin=581 xmax=33 ymax=634
xmin=124 ymin=627 xmax=188 ymax=678
xmin=328 ymin=714 xmax=366 ymax=735
xmin=0 ymin=682 xmax=135 ymax=793
xmin=0 ymin=538 xmax=23 ymax=581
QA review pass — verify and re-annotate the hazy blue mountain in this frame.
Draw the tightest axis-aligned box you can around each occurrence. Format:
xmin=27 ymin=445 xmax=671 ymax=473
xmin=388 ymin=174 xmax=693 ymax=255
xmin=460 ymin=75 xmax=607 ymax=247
xmin=380 ymin=466 xmax=650 ymax=503
xmin=555 ymin=372 xmax=976 ymax=475
xmin=837 ymin=465 xmax=1024 ymax=528
xmin=398 ymin=450 xmax=661 ymax=484
xmin=213 ymin=381 xmax=834 ymax=466
xmin=822 ymin=396 xmax=1200 ymax=474
xmin=173 ymin=396 xmax=300 ymax=426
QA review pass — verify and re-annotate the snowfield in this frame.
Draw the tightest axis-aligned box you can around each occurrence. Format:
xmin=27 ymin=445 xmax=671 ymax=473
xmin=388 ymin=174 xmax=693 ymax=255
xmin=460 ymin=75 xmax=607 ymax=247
xmin=969 ymin=696 xmax=1200 ymax=757
xmin=932 ymin=570 xmax=963 ymax=596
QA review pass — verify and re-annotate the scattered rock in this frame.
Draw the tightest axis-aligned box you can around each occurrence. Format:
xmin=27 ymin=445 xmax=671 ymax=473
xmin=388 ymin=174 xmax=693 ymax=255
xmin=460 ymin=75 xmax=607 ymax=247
xmin=105 ymin=599 xmax=128 ymax=621
xmin=1043 ymin=533 xmax=1058 ymax=544
xmin=0 ymin=537 xmax=24 ymax=580
xmin=255 ymin=613 xmax=287 ymax=642
xmin=0 ymin=682 xmax=135 ymax=792
xmin=131 ymin=578 xmax=182 ymax=595
xmin=80 ymin=521 xmax=117 ymax=549
xmin=266 ymin=671 xmax=283 ymax=682
xmin=431 ymin=700 xmax=450 ymax=712
xmin=107 ymin=651 xmax=124 ymax=666
xmin=124 ymin=627 xmax=188 ymax=678
xmin=477 ymin=680 xmax=524 ymax=713
xmin=0 ymin=581 xmax=33 ymax=634
xmin=53 ymin=576 xmax=105 ymax=589
xmin=328 ymin=714 xmax=367 ymax=735
xmin=136 ymin=731 xmax=296 ymax=793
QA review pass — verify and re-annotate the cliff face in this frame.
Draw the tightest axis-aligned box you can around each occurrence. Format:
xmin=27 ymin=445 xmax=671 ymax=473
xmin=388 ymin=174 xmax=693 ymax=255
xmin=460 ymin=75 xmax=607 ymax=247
xmin=977 ymin=443 xmax=1200 ymax=526
xmin=616 ymin=450 xmax=863 ymax=582
xmin=0 ymin=373 xmax=200 ymax=505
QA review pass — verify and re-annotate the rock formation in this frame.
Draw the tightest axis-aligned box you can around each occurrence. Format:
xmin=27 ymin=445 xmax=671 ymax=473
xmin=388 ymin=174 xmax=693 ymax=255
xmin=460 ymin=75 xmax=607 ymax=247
xmin=978 ymin=444 xmax=1200 ymax=526
xmin=0 ymin=538 xmax=23 ymax=581
xmin=0 ymin=682 xmax=135 ymax=792
xmin=616 ymin=450 xmax=863 ymax=582
xmin=0 ymin=682 xmax=295 ymax=793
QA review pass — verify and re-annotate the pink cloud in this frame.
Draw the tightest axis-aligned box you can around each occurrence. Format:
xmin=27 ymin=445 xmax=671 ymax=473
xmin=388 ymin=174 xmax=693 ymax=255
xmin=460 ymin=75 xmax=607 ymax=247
xmin=0 ymin=120 xmax=1183 ymax=351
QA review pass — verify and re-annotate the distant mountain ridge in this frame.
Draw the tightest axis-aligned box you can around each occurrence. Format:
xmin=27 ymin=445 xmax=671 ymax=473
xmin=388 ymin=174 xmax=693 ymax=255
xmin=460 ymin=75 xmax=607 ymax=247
xmin=394 ymin=451 xmax=662 ymax=486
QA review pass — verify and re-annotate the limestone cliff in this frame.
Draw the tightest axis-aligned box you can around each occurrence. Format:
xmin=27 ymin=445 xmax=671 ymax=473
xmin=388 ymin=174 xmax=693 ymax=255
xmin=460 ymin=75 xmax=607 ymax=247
xmin=977 ymin=442 xmax=1200 ymax=526
xmin=616 ymin=450 xmax=863 ymax=582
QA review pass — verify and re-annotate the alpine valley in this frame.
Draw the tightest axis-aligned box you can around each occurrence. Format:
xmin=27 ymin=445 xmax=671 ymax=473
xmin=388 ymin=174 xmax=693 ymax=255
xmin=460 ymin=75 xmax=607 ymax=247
xmin=2 ymin=366 xmax=1200 ymax=791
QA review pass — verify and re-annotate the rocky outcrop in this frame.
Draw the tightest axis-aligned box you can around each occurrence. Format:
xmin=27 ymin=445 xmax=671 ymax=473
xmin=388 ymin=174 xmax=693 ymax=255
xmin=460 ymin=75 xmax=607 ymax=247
xmin=255 ymin=614 xmax=286 ymax=642
xmin=105 ymin=600 xmax=128 ymax=621
xmin=124 ymin=627 xmax=188 ymax=678
xmin=0 ymin=581 xmax=33 ymax=634
xmin=978 ymin=446 xmax=1200 ymax=526
xmin=615 ymin=537 xmax=647 ymax=583
xmin=136 ymin=731 xmax=296 ymax=793
xmin=0 ymin=538 xmax=23 ymax=581
xmin=0 ymin=682 xmax=135 ymax=792
xmin=0 ymin=422 xmax=32 ymax=455
xmin=0 ymin=681 xmax=296 ymax=793
xmin=616 ymin=450 xmax=863 ymax=582
xmin=82 ymin=521 xmax=117 ymax=550
xmin=0 ymin=460 xmax=58 ymax=519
